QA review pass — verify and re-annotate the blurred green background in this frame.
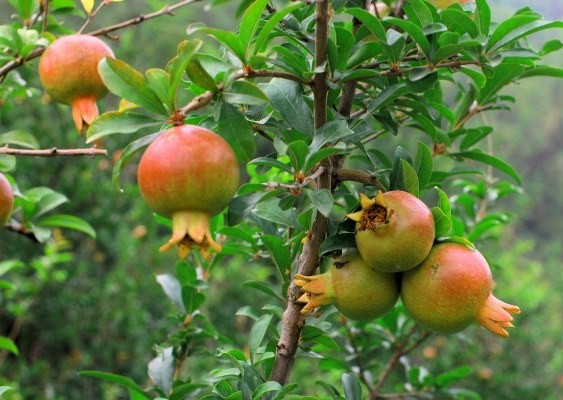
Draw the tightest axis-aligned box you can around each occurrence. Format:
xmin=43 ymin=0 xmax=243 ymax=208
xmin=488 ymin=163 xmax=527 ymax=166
xmin=0 ymin=1 xmax=561 ymax=399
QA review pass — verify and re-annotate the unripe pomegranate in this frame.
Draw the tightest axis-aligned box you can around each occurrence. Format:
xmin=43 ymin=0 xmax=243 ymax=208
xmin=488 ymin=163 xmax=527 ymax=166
xmin=401 ymin=243 xmax=520 ymax=337
xmin=0 ymin=173 xmax=14 ymax=226
xmin=347 ymin=191 xmax=435 ymax=273
xmin=294 ymin=250 xmax=399 ymax=321
xmin=427 ymin=0 xmax=474 ymax=9
xmin=38 ymin=34 xmax=114 ymax=133
xmin=137 ymin=125 xmax=239 ymax=259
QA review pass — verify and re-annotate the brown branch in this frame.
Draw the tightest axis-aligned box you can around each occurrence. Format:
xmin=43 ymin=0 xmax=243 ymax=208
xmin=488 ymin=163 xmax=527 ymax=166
xmin=237 ymin=69 xmax=312 ymax=85
xmin=369 ymin=326 xmax=432 ymax=399
xmin=269 ymin=0 xmax=332 ymax=385
xmin=177 ymin=90 xmax=215 ymax=119
xmin=0 ymin=0 xmax=202 ymax=79
xmin=0 ymin=146 xmax=108 ymax=157
xmin=77 ymin=1 xmax=108 ymax=34
xmin=265 ymin=167 xmax=325 ymax=191
xmin=335 ymin=168 xmax=386 ymax=192
xmin=4 ymin=220 xmax=40 ymax=243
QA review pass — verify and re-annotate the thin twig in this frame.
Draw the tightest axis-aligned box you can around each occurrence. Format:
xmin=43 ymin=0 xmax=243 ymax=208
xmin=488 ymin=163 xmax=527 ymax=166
xmin=177 ymin=90 xmax=215 ymax=118
xmin=0 ymin=146 xmax=108 ymax=157
xmin=265 ymin=167 xmax=325 ymax=191
xmin=335 ymin=168 xmax=386 ymax=192
xmin=236 ymin=68 xmax=311 ymax=85
xmin=77 ymin=1 xmax=108 ymax=34
xmin=4 ymin=221 xmax=40 ymax=243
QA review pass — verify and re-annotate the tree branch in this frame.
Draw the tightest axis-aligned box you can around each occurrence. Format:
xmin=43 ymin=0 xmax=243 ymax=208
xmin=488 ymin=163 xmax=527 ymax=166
xmin=335 ymin=168 xmax=386 ymax=192
xmin=0 ymin=0 xmax=202 ymax=79
xmin=0 ymin=146 xmax=108 ymax=157
xmin=269 ymin=0 xmax=331 ymax=385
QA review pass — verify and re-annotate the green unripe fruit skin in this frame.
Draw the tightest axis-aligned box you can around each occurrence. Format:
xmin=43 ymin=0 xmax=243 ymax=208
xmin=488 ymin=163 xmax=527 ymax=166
xmin=353 ymin=191 xmax=435 ymax=273
xmin=0 ymin=173 xmax=14 ymax=226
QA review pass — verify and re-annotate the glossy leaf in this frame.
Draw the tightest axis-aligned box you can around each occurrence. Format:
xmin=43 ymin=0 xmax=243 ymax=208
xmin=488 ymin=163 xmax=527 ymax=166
xmin=248 ymin=314 xmax=273 ymax=362
xmin=86 ymin=111 xmax=163 ymax=143
xmin=37 ymin=214 xmax=96 ymax=238
xmin=112 ymin=131 xmax=161 ymax=189
xmin=414 ymin=141 xmax=433 ymax=191
xmin=186 ymin=57 xmax=218 ymax=91
xmin=450 ymin=151 xmax=521 ymax=184
xmin=253 ymin=2 xmax=304 ymax=54
xmin=217 ymin=102 xmax=256 ymax=163
xmin=0 ymin=336 xmax=18 ymax=356
xmin=167 ymin=39 xmax=202 ymax=101
xmin=239 ymin=0 xmax=269 ymax=55
xmin=346 ymin=8 xmax=387 ymax=43
xmin=78 ymin=371 xmax=151 ymax=399
xmin=304 ymin=188 xmax=333 ymax=217
xmin=0 ymin=130 xmax=39 ymax=149
xmin=432 ymin=206 xmax=452 ymax=238
xmin=223 ymin=80 xmax=268 ymax=105
xmin=342 ymin=373 xmax=362 ymax=400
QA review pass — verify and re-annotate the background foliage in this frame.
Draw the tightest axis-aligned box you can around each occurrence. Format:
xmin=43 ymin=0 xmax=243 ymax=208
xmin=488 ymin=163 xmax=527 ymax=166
xmin=0 ymin=0 xmax=562 ymax=399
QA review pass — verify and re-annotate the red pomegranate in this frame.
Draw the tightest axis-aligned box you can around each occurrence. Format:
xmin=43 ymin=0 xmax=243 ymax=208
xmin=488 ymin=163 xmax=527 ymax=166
xmin=38 ymin=34 xmax=114 ymax=133
xmin=294 ymin=250 xmax=399 ymax=321
xmin=347 ymin=191 xmax=435 ymax=272
xmin=0 ymin=173 xmax=14 ymax=226
xmin=401 ymin=243 xmax=520 ymax=337
xmin=137 ymin=125 xmax=239 ymax=259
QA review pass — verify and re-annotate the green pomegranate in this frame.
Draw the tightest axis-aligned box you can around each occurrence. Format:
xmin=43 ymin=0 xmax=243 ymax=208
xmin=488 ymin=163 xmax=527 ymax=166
xmin=137 ymin=124 xmax=239 ymax=259
xmin=38 ymin=34 xmax=114 ymax=134
xmin=294 ymin=250 xmax=399 ymax=321
xmin=347 ymin=191 xmax=435 ymax=273
xmin=401 ymin=243 xmax=520 ymax=337
xmin=0 ymin=173 xmax=14 ymax=226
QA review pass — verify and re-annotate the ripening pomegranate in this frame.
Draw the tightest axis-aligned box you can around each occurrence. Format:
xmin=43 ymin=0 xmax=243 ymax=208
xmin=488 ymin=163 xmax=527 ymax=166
xmin=0 ymin=173 xmax=14 ymax=226
xmin=427 ymin=0 xmax=475 ymax=9
xmin=137 ymin=124 xmax=239 ymax=259
xmin=347 ymin=191 xmax=435 ymax=273
xmin=38 ymin=34 xmax=114 ymax=134
xmin=294 ymin=250 xmax=399 ymax=321
xmin=401 ymin=243 xmax=521 ymax=337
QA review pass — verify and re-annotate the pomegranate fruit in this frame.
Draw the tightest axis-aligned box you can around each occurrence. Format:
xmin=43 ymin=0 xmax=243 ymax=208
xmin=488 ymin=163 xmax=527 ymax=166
xmin=347 ymin=191 xmax=435 ymax=273
xmin=401 ymin=243 xmax=520 ymax=337
xmin=137 ymin=124 xmax=239 ymax=259
xmin=294 ymin=250 xmax=399 ymax=321
xmin=38 ymin=34 xmax=114 ymax=134
xmin=0 ymin=173 xmax=14 ymax=226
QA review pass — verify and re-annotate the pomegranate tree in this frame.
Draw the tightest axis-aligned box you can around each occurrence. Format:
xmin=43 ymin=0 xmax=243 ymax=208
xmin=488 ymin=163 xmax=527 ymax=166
xmin=137 ymin=124 xmax=239 ymax=259
xmin=0 ymin=173 xmax=14 ymax=226
xmin=347 ymin=191 xmax=435 ymax=273
xmin=38 ymin=34 xmax=114 ymax=133
xmin=401 ymin=243 xmax=520 ymax=337
xmin=294 ymin=250 xmax=399 ymax=321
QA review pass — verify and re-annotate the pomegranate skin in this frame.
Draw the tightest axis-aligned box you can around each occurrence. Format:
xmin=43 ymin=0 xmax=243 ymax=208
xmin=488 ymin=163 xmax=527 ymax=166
xmin=294 ymin=250 xmax=399 ymax=321
xmin=349 ymin=191 xmax=435 ymax=273
xmin=0 ymin=173 xmax=14 ymax=226
xmin=137 ymin=125 xmax=239 ymax=217
xmin=401 ymin=243 xmax=520 ymax=337
xmin=137 ymin=125 xmax=239 ymax=259
xmin=38 ymin=34 xmax=114 ymax=132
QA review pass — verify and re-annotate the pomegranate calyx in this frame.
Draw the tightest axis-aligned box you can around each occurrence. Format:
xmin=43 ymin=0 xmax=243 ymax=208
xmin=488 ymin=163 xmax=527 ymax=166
xmin=475 ymin=294 xmax=521 ymax=338
xmin=294 ymin=271 xmax=335 ymax=315
xmin=72 ymin=96 xmax=99 ymax=134
xmin=347 ymin=192 xmax=394 ymax=231
xmin=159 ymin=210 xmax=221 ymax=260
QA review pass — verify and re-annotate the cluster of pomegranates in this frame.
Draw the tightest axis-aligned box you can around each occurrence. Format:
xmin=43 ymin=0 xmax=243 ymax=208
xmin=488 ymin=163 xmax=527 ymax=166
xmin=295 ymin=190 xmax=521 ymax=338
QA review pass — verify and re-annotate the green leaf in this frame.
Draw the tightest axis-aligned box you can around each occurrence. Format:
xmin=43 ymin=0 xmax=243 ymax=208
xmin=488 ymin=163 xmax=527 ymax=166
xmin=301 ymin=326 xmax=339 ymax=350
xmin=192 ymin=27 xmax=245 ymax=63
xmin=475 ymin=0 xmax=491 ymax=36
xmin=459 ymin=126 xmax=493 ymax=150
xmin=261 ymin=234 xmax=292 ymax=282
xmin=112 ymin=131 xmax=160 ymax=189
xmin=239 ymin=0 xmax=269 ymax=55
xmin=342 ymin=373 xmax=362 ymax=400
xmin=37 ymin=214 xmax=96 ymax=238
xmin=223 ymin=80 xmax=268 ymax=105
xmin=414 ymin=141 xmax=433 ymax=191
xmin=26 ymin=188 xmax=68 ymax=220
xmin=431 ymin=206 xmax=452 ymax=238
xmin=363 ymin=83 xmax=410 ymax=117
xmin=450 ymin=151 xmax=521 ymax=184
xmin=156 ymin=274 xmax=185 ymax=312
xmin=434 ymin=186 xmax=452 ymax=218
xmin=242 ymin=280 xmax=282 ymax=301
xmin=304 ymin=189 xmax=333 ymax=217
xmin=401 ymin=160 xmax=420 ymax=198
xmin=383 ymin=18 xmax=431 ymax=57
xmin=249 ymin=314 xmax=273 ymax=362
xmin=260 ymin=78 xmax=314 ymax=136
xmin=99 ymin=58 xmax=167 ymax=116
xmin=217 ymin=102 xmax=256 ymax=163
xmin=182 ymin=285 xmax=206 ymax=314
xmin=318 ymin=233 xmax=357 ymax=256
xmin=346 ymin=8 xmax=387 ymax=43
xmin=438 ymin=235 xmax=475 ymax=249
xmin=86 ymin=111 xmax=164 ymax=143
xmin=186 ymin=57 xmax=218 ymax=91
xmin=459 ymin=67 xmax=486 ymax=88
xmin=167 ymin=39 xmax=203 ymax=102
xmin=541 ymin=39 xmax=563 ymax=56
xmin=441 ymin=8 xmax=479 ymax=38
xmin=252 ymin=198 xmax=302 ymax=228
xmin=0 ymin=155 xmax=16 ymax=172
xmin=488 ymin=17 xmax=563 ymax=53
xmin=0 ymin=387 xmax=13 ymax=397
xmin=0 ymin=336 xmax=19 ymax=356
xmin=477 ymin=63 xmax=525 ymax=104
xmin=146 ymin=68 xmax=173 ymax=111
xmin=253 ymin=2 xmax=304 ymax=54
xmin=79 ymin=371 xmax=151 ymax=399
xmin=287 ymin=140 xmax=309 ymax=172
xmin=0 ymin=130 xmax=39 ymax=149
xmin=252 ymin=381 xmax=281 ymax=399
xmin=521 ymin=65 xmax=563 ymax=79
